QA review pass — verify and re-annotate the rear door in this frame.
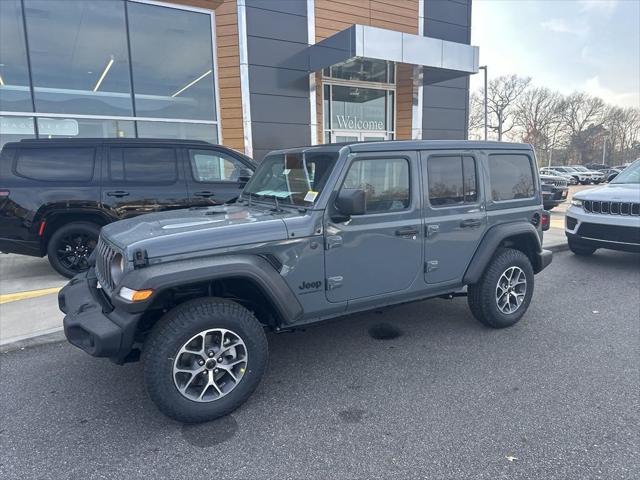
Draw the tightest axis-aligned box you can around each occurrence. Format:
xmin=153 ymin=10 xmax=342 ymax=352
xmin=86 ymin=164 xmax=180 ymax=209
xmin=421 ymin=151 xmax=487 ymax=284
xmin=101 ymin=145 xmax=189 ymax=219
xmin=184 ymin=148 xmax=252 ymax=206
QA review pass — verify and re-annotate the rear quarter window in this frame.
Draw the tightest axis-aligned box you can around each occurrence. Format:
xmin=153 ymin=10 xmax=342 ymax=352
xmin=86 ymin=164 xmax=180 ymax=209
xmin=488 ymin=153 xmax=535 ymax=202
xmin=14 ymin=147 xmax=95 ymax=182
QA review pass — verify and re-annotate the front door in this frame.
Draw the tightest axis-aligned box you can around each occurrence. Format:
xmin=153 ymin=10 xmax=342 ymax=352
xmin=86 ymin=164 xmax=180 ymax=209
xmin=101 ymin=145 xmax=189 ymax=219
xmin=333 ymin=131 xmax=389 ymax=143
xmin=421 ymin=152 xmax=487 ymax=284
xmin=324 ymin=151 xmax=422 ymax=303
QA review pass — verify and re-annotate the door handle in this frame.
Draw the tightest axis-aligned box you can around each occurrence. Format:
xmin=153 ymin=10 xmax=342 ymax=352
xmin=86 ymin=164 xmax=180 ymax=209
xmin=194 ymin=191 xmax=215 ymax=198
xmin=395 ymin=227 xmax=419 ymax=237
xmin=106 ymin=190 xmax=130 ymax=197
xmin=460 ymin=218 xmax=482 ymax=228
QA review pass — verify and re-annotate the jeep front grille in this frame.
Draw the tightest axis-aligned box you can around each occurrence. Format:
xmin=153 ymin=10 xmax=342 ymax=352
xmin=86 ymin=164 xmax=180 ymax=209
xmin=95 ymin=237 xmax=118 ymax=291
xmin=582 ymin=200 xmax=640 ymax=216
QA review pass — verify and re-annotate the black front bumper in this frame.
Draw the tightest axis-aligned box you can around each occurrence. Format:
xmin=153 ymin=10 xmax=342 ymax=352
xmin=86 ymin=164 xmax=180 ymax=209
xmin=567 ymin=232 xmax=640 ymax=253
xmin=59 ymin=269 xmax=141 ymax=363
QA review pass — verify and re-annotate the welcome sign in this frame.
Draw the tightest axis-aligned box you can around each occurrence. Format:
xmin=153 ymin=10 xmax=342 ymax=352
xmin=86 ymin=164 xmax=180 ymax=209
xmin=334 ymin=115 xmax=385 ymax=131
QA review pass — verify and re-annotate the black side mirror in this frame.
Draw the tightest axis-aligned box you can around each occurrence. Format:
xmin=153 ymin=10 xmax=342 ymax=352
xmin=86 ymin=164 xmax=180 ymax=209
xmin=335 ymin=188 xmax=366 ymax=219
xmin=238 ymin=168 xmax=253 ymax=186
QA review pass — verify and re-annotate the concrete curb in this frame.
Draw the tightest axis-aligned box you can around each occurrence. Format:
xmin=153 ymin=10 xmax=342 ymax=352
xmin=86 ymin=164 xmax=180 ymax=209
xmin=545 ymin=242 xmax=569 ymax=253
xmin=0 ymin=328 xmax=65 ymax=354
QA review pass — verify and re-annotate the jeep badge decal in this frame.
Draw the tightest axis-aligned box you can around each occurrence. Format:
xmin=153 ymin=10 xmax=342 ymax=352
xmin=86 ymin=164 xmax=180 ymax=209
xmin=299 ymin=280 xmax=322 ymax=291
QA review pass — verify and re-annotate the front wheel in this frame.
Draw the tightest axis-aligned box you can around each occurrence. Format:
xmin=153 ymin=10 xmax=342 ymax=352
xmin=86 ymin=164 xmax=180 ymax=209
xmin=142 ymin=298 xmax=268 ymax=423
xmin=467 ymin=248 xmax=534 ymax=329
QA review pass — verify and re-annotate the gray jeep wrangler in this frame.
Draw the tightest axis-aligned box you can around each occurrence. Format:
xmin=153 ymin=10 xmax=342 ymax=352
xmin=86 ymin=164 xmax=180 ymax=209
xmin=60 ymin=140 xmax=552 ymax=423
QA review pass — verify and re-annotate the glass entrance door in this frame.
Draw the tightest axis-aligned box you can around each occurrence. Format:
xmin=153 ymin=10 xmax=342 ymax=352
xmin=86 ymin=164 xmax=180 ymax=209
xmin=333 ymin=131 xmax=390 ymax=142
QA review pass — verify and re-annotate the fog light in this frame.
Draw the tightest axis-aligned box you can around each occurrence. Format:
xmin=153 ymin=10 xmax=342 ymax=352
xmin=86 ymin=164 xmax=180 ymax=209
xmin=119 ymin=287 xmax=153 ymax=302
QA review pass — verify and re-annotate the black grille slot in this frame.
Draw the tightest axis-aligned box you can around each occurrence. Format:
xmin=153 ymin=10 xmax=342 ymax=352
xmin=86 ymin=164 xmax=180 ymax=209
xmin=577 ymin=223 xmax=640 ymax=244
xmin=95 ymin=237 xmax=118 ymax=291
xmin=566 ymin=216 xmax=577 ymax=230
xmin=632 ymin=203 xmax=640 ymax=216
xmin=621 ymin=203 xmax=630 ymax=215
xmin=583 ymin=200 xmax=592 ymax=212
xmin=592 ymin=201 xmax=601 ymax=213
xmin=610 ymin=202 xmax=620 ymax=214
xmin=601 ymin=202 xmax=610 ymax=214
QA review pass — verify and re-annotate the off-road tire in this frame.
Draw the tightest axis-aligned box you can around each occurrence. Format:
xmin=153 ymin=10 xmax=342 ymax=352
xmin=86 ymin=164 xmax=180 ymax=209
xmin=47 ymin=221 xmax=100 ymax=278
xmin=568 ymin=239 xmax=597 ymax=256
xmin=142 ymin=298 xmax=268 ymax=423
xmin=467 ymin=248 xmax=534 ymax=329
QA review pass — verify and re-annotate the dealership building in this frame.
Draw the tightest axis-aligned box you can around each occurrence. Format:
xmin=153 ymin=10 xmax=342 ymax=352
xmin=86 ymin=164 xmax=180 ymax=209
xmin=0 ymin=0 xmax=477 ymax=159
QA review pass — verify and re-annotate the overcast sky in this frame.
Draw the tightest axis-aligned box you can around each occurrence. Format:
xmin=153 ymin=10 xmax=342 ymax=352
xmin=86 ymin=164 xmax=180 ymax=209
xmin=470 ymin=0 xmax=640 ymax=108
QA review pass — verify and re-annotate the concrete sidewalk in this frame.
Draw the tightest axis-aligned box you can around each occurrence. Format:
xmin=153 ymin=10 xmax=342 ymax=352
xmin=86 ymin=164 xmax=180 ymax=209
xmin=0 ymin=229 xmax=569 ymax=351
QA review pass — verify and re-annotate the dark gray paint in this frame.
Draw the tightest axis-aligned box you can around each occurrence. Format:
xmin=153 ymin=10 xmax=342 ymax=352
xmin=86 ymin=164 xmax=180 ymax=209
xmin=245 ymin=1 xmax=311 ymax=160
xmin=422 ymin=0 xmax=472 ymax=140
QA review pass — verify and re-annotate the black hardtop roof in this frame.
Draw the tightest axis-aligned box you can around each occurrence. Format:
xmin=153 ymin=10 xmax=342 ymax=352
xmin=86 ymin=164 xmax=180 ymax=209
xmin=269 ymin=139 xmax=532 ymax=156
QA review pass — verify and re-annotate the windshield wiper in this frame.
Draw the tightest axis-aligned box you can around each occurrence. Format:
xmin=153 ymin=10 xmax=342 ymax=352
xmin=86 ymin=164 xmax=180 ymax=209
xmin=243 ymin=191 xmax=287 ymax=212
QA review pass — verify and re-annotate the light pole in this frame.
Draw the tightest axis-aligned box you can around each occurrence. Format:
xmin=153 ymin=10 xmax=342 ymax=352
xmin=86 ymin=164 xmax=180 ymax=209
xmin=602 ymin=135 xmax=610 ymax=165
xmin=479 ymin=65 xmax=488 ymax=141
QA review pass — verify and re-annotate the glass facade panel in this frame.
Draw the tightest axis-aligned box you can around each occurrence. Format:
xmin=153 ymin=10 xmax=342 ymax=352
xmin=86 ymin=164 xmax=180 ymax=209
xmin=36 ymin=117 xmax=135 ymax=139
xmin=24 ymin=0 xmax=133 ymax=116
xmin=331 ymin=86 xmax=387 ymax=133
xmin=0 ymin=0 xmax=33 ymax=112
xmin=0 ymin=116 xmax=36 ymax=148
xmin=128 ymin=2 xmax=217 ymax=121
xmin=328 ymin=59 xmax=393 ymax=84
xmin=136 ymin=121 xmax=218 ymax=143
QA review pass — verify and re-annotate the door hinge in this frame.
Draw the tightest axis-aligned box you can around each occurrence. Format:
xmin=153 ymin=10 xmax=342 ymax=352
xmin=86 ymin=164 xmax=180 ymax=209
xmin=325 ymin=235 xmax=343 ymax=250
xmin=133 ymin=249 xmax=148 ymax=268
xmin=426 ymin=224 xmax=439 ymax=238
xmin=326 ymin=276 xmax=343 ymax=290
xmin=425 ymin=260 xmax=439 ymax=273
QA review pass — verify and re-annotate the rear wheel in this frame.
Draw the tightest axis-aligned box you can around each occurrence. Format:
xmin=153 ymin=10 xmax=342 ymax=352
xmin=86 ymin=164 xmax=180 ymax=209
xmin=468 ymin=248 xmax=534 ymax=329
xmin=47 ymin=221 xmax=100 ymax=278
xmin=568 ymin=239 xmax=596 ymax=256
xmin=143 ymin=298 xmax=268 ymax=423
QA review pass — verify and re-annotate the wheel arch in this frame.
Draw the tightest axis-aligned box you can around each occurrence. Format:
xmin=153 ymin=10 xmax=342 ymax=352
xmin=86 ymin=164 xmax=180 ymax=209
xmin=40 ymin=208 xmax=111 ymax=247
xmin=464 ymin=222 xmax=545 ymax=284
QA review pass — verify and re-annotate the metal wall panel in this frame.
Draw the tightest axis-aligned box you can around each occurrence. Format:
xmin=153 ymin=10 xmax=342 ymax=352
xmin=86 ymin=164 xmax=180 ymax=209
xmin=422 ymin=0 xmax=472 ymax=140
xmin=245 ymin=1 xmax=311 ymax=159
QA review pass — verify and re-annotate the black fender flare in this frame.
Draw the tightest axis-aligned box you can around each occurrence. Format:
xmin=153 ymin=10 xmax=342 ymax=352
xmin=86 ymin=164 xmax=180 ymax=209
xmin=115 ymin=254 xmax=303 ymax=325
xmin=463 ymin=222 xmax=547 ymax=284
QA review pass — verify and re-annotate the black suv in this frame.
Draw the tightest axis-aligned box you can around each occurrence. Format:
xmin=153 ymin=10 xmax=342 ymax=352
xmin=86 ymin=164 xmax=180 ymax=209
xmin=0 ymin=138 xmax=254 ymax=277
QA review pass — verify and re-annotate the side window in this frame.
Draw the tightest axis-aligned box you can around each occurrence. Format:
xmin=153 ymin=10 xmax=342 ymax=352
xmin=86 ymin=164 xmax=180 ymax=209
xmin=427 ymin=155 xmax=477 ymax=207
xmin=488 ymin=154 xmax=535 ymax=201
xmin=189 ymin=149 xmax=245 ymax=183
xmin=109 ymin=147 xmax=177 ymax=184
xmin=343 ymin=158 xmax=410 ymax=213
xmin=15 ymin=148 xmax=95 ymax=182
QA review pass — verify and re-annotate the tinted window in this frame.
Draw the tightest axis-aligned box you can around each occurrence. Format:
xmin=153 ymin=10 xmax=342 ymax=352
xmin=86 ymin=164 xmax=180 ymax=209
xmin=15 ymin=148 xmax=95 ymax=181
xmin=189 ymin=150 xmax=244 ymax=182
xmin=489 ymin=154 xmax=535 ymax=201
xmin=0 ymin=0 xmax=33 ymax=112
xmin=343 ymin=158 xmax=409 ymax=213
xmin=428 ymin=156 xmax=477 ymax=206
xmin=109 ymin=147 xmax=177 ymax=183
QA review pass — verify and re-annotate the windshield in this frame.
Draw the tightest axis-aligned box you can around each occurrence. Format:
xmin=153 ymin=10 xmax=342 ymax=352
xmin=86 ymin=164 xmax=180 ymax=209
xmin=242 ymin=151 xmax=339 ymax=207
xmin=611 ymin=160 xmax=640 ymax=184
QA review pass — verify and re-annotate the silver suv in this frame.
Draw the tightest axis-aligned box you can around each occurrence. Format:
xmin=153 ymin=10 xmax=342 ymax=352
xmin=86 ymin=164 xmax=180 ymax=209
xmin=566 ymin=159 xmax=640 ymax=255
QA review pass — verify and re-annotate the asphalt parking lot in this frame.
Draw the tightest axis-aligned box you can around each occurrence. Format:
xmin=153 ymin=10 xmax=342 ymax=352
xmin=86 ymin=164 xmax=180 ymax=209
xmin=1 ymin=250 xmax=638 ymax=480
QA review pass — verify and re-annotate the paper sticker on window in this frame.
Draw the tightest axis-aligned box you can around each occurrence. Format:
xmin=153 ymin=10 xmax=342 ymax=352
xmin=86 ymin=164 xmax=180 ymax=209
xmin=304 ymin=191 xmax=318 ymax=203
xmin=282 ymin=169 xmax=291 ymax=175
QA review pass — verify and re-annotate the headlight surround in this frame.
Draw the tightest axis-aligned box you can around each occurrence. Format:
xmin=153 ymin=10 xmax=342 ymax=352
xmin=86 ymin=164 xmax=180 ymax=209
xmin=570 ymin=199 xmax=583 ymax=208
xmin=110 ymin=253 xmax=125 ymax=285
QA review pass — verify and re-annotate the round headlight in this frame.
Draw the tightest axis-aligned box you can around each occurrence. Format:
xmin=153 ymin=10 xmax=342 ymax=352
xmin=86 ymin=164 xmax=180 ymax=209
xmin=110 ymin=253 xmax=125 ymax=284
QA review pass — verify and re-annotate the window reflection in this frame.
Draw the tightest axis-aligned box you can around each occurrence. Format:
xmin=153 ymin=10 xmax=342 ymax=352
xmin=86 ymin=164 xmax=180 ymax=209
xmin=24 ymin=0 xmax=133 ymax=116
xmin=128 ymin=2 xmax=217 ymax=121
xmin=0 ymin=0 xmax=33 ymax=112
xmin=137 ymin=121 xmax=218 ymax=143
xmin=36 ymin=118 xmax=135 ymax=139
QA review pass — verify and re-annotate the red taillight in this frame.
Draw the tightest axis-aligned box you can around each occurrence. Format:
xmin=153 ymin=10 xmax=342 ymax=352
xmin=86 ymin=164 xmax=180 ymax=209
xmin=541 ymin=211 xmax=551 ymax=231
xmin=0 ymin=190 xmax=9 ymax=197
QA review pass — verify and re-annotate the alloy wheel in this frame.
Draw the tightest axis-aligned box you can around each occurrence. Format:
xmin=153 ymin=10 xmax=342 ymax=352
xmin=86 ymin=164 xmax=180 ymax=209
xmin=495 ymin=266 xmax=527 ymax=314
xmin=56 ymin=232 xmax=97 ymax=272
xmin=173 ymin=328 xmax=248 ymax=402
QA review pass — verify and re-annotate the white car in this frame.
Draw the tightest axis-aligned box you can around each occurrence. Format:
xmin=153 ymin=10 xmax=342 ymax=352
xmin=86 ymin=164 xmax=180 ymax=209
xmin=566 ymin=159 xmax=640 ymax=255
xmin=571 ymin=165 xmax=605 ymax=184
xmin=540 ymin=168 xmax=578 ymax=185
xmin=549 ymin=166 xmax=591 ymax=185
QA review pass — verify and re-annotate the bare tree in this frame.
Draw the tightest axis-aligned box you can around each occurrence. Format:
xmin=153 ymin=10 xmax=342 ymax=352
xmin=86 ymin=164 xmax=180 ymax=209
xmin=514 ymin=87 xmax=564 ymax=165
xmin=468 ymin=91 xmax=485 ymax=139
xmin=560 ymin=92 xmax=605 ymax=164
xmin=485 ymin=75 xmax=531 ymax=141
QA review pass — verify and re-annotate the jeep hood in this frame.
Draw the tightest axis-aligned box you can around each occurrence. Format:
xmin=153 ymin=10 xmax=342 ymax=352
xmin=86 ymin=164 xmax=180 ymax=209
xmin=101 ymin=204 xmax=293 ymax=259
xmin=573 ymin=184 xmax=640 ymax=202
